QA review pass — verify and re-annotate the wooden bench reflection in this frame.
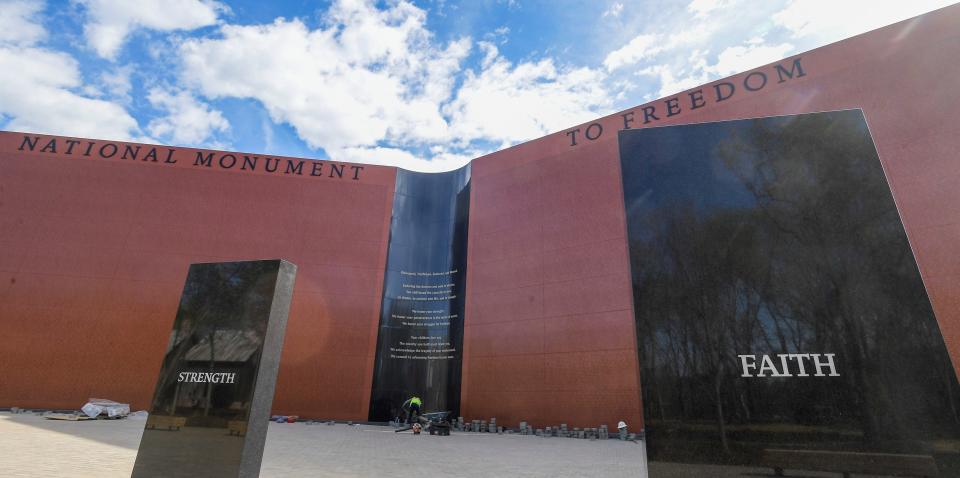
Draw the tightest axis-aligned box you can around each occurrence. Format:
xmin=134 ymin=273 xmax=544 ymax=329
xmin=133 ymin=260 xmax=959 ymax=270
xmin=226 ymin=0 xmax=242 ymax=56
xmin=761 ymin=449 xmax=939 ymax=477
xmin=145 ymin=415 xmax=187 ymax=431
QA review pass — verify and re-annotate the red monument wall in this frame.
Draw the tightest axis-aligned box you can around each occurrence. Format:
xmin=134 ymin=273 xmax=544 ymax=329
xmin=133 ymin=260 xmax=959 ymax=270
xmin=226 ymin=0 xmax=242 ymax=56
xmin=0 ymin=137 xmax=397 ymax=420
xmin=462 ymin=139 xmax=641 ymax=428
xmin=459 ymin=3 xmax=960 ymax=429
xmin=1 ymin=4 xmax=958 ymax=430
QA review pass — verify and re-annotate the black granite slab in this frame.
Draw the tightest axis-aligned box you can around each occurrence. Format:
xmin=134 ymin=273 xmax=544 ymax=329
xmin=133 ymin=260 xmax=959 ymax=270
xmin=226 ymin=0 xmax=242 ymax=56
xmin=619 ymin=110 xmax=960 ymax=476
xmin=368 ymin=165 xmax=471 ymax=422
xmin=132 ymin=259 xmax=296 ymax=478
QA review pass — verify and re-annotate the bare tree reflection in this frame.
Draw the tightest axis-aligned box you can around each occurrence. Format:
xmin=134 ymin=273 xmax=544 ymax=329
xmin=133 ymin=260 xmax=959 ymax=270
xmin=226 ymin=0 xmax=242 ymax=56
xmin=150 ymin=263 xmax=274 ymax=423
xmin=624 ymin=111 xmax=960 ymax=466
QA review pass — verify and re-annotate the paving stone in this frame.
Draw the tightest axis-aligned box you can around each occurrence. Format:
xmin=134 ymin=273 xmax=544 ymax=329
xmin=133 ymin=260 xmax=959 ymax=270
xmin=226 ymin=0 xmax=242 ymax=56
xmin=0 ymin=412 xmax=648 ymax=478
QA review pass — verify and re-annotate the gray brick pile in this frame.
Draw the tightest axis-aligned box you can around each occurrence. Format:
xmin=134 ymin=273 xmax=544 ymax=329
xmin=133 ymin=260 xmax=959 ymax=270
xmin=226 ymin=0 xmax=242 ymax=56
xmin=451 ymin=418 xmax=636 ymax=443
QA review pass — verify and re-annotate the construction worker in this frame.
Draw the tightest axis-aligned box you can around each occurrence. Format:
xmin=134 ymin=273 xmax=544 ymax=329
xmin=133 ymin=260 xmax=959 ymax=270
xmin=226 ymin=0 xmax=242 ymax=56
xmin=401 ymin=395 xmax=422 ymax=424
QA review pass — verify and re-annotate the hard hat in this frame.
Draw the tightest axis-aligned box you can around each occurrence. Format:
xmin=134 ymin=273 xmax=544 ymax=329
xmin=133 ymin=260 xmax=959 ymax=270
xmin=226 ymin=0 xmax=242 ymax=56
xmin=617 ymin=421 xmax=627 ymax=429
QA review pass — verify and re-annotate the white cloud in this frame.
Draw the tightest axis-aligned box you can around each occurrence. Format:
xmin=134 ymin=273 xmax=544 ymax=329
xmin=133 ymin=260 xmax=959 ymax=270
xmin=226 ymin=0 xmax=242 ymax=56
xmin=710 ymin=39 xmax=794 ymax=77
xmin=0 ymin=0 xmax=142 ymax=140
xmin=177 ymin=0 xmax=608 ymax=170
xmin=0 ymin=48 xmax=142 ymax=139
xmin=335 ymin=146 xmax=422 ymax=169
xmin=604 ymin=0 xmax=797 ymax=99
xmin=260 ymin=114 xmax=275 ymax=152
xmin=609 ymin=0 xmax=955 ymax=104
xmin=445 ymin=42 xmax=610 ymax=146
xmin=638 ymin=65 xmax=707 ymax=99
xmin=180 ymin=2 xmax=468 ymax=153
xmin=79 ymin=0 xmax=224 ymax=59
xmin=635 ymin=39 xmax=794 ymax=98
xmin=99 ymin=65 xmax=134 ymax=103
xmin=0 ymin=0 xmax=45 ymax=46
xmin=604 ymin=34 xmax=660 ymax=71
xmin=146 ymin=87 xmax=228 ymax=146
xmin=331 ymin=146 xmax=458 ymax=172
xmin=603 ymin=2 xmax=624 ymax=18
xmin=687 ymin=0 xmax=735 ymax=18
xmin=5 ymin=0 xmax=954 ymax=175
xmin=484 ymin=25 xmax=510 ymax=45
xmin=333 ymin=145 xmax=479 ymax=172
xmin=604 ymin=24 xmax=716 ymax=73
xmin=772 ymin=0 xmax=955 ymax=42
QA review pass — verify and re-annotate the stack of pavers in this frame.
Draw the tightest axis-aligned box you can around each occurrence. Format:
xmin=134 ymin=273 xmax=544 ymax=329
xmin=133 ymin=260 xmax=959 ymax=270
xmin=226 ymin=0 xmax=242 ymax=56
xmin=381 ymin=416 xmax=627 ymax=440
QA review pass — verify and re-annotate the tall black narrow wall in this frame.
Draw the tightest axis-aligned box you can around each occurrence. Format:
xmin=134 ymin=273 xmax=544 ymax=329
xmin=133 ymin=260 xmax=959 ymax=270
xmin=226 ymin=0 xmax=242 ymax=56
xmin=368 ymin=165 xmax=471 ymax=422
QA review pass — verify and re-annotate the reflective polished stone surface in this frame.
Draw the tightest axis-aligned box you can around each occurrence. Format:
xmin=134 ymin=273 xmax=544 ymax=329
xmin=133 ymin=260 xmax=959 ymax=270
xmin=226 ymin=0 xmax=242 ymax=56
xmin=620 ymin=110 xmax=960 ymax=476
xmin=368 ymin=166 xmax=471 ymax=422
xmin=132 ymin=260 xmax=296 ymax=478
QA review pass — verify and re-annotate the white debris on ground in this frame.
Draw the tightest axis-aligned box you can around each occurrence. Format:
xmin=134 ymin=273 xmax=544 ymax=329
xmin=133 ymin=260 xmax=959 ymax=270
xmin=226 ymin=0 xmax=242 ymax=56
xmin=81 ymin=398 xmax=130 ymax=418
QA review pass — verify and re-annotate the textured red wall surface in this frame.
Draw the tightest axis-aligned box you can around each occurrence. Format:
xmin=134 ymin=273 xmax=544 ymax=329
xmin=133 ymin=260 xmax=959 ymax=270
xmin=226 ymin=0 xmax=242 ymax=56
xmin=462 ymin=140 xmax=642 ymax=429
xmin=1 ymin=5 xmax=958 ymax=430
xmin=0 ymin=137 xmax=396 ymax=419
xmin=459 ymin=3 xmax=960 ymax=429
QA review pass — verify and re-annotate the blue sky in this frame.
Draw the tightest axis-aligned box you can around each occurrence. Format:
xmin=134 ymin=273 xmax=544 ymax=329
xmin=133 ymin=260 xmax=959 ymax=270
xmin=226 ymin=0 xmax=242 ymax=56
xmin=0 ymin=0 xmax=954 ymax=170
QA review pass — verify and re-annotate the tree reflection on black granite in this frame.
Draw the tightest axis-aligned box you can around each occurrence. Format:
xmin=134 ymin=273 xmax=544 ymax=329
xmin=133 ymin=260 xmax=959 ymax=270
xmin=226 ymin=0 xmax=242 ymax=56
xmin=132 ymin=260 xmax=295 ymax=478
xmin=619 ymin=110 xmax=960 ymax=476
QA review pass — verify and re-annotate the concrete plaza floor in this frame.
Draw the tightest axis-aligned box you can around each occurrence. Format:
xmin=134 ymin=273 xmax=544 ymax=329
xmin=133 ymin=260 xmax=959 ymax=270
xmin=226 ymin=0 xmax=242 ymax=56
xmin=3 ymin=411 xmax=878 ymax=477
xmin=0 ymin=412 xmax=648 ymax=477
